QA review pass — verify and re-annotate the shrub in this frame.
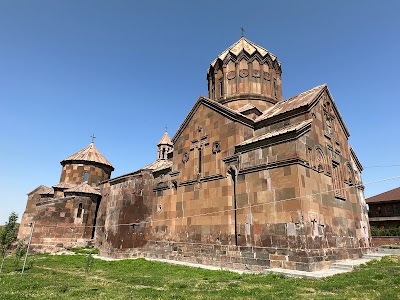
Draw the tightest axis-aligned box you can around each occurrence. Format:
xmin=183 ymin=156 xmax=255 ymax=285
xmin=370 ymin=226 xmax=400 ymax=236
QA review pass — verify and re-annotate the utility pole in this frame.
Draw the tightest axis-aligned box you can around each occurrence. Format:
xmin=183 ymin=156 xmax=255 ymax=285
xmin=21 ymin=222 xmax=35 ymax=275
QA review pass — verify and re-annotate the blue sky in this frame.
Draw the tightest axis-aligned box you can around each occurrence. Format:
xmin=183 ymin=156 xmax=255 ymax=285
xmin=1 ymin=0 xmax=399 ymax=224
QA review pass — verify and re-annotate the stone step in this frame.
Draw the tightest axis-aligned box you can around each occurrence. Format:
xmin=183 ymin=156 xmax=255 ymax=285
xmin=376 ymin=247 xmax=400 ymax=255
xmin=329 ymin=263 xmax=355 ymax=271
xmin=362 ymin=253 xmax=388 ymax=259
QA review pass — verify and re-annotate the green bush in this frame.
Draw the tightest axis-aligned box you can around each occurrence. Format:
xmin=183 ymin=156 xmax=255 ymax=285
xmin=370 ymin=226 xmax=400 ymax=236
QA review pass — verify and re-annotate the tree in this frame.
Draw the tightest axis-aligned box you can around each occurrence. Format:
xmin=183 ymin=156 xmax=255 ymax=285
xmin=0 ymin=212 xmax=18 ymax=273
xmin=14 ymin=240 xmax=26 ymax=271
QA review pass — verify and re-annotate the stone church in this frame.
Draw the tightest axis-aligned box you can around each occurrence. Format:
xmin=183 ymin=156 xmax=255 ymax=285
xmin=18 ymin=37 xmax=371 ymax=271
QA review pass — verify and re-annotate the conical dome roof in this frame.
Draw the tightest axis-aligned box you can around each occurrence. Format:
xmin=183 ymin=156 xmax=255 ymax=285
xmin=157 ymin=131 xmax=173 ymax=146
xmin=210 ymin=37 xmax=280 ymax=68
xmin=61 ymin=142 xmax=114 ymax=170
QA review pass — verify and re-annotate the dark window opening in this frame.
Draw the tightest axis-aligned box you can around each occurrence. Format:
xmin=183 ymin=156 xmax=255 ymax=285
xmin=198 ymin=148 xmax=202 ymax=175
xmin=219 ymin=79 xmax=223 ymax=97
xmin=77 ymin=203 xmax=83 ymax=218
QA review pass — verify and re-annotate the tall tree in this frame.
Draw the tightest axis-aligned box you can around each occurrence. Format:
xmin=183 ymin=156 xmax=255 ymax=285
xmin=0 ymin=212 xmax=18 ymax=273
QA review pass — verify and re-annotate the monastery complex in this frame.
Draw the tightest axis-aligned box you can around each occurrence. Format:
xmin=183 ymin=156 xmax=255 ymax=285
xmin=18 ymin=37 xmax=371 ymax=272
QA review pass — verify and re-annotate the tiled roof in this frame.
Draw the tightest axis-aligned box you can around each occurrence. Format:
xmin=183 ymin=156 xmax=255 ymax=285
xmin=256 ymin=84 xmax=326 ymax=122
xmin=210 ymin=37 xmax=280 ymax=68
xmin=52 ymin=182 xmax=76 ymax=189
xmin=64 ymin=182 xmax=101 ymax=196
xmin=366 ymin=187 xmax=400 ymax=203
xmin=143 ymin=159 xmax=173 ymax=172
xmin=238 ymin=119 xmax=313 ymax=147
xmin=61 ymin=142 xmax=114 ymax=170
xmin=39 ymin=187 xmax=54 ymax=195
xmin=158 ymin=131 xmax=173 ymax=146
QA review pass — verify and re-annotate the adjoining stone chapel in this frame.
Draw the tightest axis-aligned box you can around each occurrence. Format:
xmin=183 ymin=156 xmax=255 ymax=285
xmin=19 ymin=37 xmax=371 ymax=271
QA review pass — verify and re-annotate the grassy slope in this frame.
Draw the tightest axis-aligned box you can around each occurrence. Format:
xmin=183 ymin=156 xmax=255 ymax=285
xmin=0 ymin=254 xmax=399 ymax=300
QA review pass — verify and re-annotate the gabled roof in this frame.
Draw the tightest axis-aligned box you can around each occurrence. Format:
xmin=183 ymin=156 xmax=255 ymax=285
xmin=256 ymin=84 xmax=326 ymax=122
xmin=143 ymin=159 xmax=173 ymax=172
xmin=52 ymin=182 xmax=76 ymax=189
xmin=172 ymin=96 xmax=254 ymax=143
xmin=27 ymin=185 xmax=49 ymax=195
xmin=366 ymin=187 xmax=400 ymax=204
xmin=254 ymin=84 xmax=350 ymax=138
xmin=39 ymin=187 xmax=54 ymax=195
xmin=238 ymin=119 xmax=313 ymax=147
xmin=61 ymin=142 xmax=114 ymax=170
xmin=210 ymin=37 xmax=280 ymax=68
xmin=64 ymin=182 xmax=101 ymax=196
xmin=157 ymin=131 xmax=173 ymax=146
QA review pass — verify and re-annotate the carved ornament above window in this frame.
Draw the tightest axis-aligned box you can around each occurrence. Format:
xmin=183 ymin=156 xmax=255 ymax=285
xmin=227 ymin=71 xmax=236 ymax=80
xmin=239 ymin=69 xmax=249 ymax=78
xmin=252 ymin=69 xmax=260 ymax=78
xmin=212 ymin=141 xmax=221 ymax=154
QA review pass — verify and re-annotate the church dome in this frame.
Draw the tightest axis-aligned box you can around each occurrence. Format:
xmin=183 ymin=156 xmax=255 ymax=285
xmin=59 ymin=141 xmax=114 ymax=186
xmin=61 ymin=142 xmax=114 ymax=170
xmin=156 ymin=131 xmax=173 ymax=160
xmin=207 ymin=37 xmax=283 ymax=111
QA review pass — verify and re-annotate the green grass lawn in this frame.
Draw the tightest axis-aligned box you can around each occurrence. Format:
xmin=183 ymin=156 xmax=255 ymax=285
xmin=0 ymin=254 xmax=399 ymax=299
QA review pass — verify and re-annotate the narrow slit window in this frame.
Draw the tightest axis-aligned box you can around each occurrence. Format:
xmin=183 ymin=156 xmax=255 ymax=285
xmin=83 ymin=172 xmax=89 ymax=183
xmin=198 ymin=148 xmax=202 ymax=175
xmin=77 ymin=203 xmax=83 ymax=218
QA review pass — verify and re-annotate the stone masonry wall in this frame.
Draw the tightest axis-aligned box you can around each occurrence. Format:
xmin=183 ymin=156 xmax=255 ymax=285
xmin=29 ymin=195 xmax=98 ymax=250
xmin=95 ymin=171 xmax=154 ymax=257
xmin=60 ymin=163 xmax=112 ymax=186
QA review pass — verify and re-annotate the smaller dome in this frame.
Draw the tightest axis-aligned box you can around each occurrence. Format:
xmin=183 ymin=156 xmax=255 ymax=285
xmin=61 ymin=142 xmax=114 ymax=170
xmin=157 ymin=131 xmax=173 ymax=146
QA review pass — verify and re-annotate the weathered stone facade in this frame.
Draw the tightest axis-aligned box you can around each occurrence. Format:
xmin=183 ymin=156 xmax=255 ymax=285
xmin=19 ymin=37 xmax=371 ymax=271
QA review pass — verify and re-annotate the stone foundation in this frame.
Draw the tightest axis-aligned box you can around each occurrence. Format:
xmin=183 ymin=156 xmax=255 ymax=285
xmin=99 ymin=241 xmax=370 ymax=272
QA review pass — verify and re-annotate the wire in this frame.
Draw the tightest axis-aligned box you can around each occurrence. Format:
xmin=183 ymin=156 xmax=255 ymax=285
xmin=364 ymin=165 xmax=400 ymax=168
xmin=31 ymin=174 xmax=400 ymax=230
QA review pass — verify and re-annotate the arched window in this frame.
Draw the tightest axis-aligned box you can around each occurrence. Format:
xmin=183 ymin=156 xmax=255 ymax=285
xmin=315 ymin=147 xmax=326 ymax=173
xmin=77 ymin=203 xmax=83 ymax=218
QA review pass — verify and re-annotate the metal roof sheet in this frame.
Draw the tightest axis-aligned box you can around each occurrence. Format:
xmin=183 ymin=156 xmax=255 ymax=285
xmin=366 ymin=187 xmax=400 ymax=203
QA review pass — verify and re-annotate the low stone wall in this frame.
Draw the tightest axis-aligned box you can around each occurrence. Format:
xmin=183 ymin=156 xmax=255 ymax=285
xmin=372 ymin=236 xmax=400 ymax=247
